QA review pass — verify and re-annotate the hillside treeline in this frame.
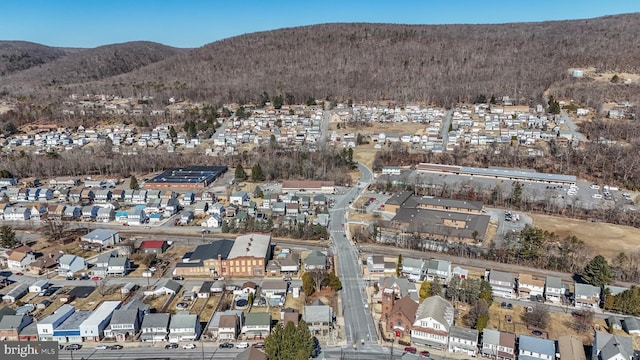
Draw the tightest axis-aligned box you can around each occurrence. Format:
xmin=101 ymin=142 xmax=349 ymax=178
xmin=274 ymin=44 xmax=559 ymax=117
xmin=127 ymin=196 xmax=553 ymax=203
xmin=2 ymin=14 xmax=640 ymax=107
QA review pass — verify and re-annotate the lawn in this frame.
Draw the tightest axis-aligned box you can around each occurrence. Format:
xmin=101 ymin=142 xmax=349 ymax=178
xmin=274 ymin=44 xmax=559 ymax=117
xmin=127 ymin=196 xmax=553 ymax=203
xmin=531 ymin=213 xmax=640 ymax=260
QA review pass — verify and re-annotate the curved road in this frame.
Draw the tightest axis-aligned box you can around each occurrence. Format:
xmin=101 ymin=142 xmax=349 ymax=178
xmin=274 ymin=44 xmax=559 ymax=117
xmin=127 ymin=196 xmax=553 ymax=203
xmin=329 ymin=163 xmax=381 ymax=351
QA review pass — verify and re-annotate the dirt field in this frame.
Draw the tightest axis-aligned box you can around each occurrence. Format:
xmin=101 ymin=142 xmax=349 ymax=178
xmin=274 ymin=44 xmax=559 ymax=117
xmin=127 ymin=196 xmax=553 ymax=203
xmin=486 ymin=302 xmax=601 ymax=343
xmin=70 ymin=284 xmax=123 ymax=310
xmin=531 ymin=213 xmax=640 ymax=260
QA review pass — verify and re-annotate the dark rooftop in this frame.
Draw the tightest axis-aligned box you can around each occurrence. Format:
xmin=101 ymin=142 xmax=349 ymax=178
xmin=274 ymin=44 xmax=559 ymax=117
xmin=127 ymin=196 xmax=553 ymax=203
xmin=188 ymin=240 xmax=234 ymax=262
xmin=145 ymin=166 xmax=228 ymax=185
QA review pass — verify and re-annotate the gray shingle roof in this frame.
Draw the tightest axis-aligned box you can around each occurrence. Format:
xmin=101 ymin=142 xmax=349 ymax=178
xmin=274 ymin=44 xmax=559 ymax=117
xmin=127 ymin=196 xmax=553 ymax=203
xmin=169 ymin=312 xmax=198 ymax=330
xmin=141 ymin=313 xmax=170 ymax=328
xmin=109 ymin=309 xmax=138 ymax=325
xmin=518 ymin=334 xmax=555 ymax=357
xmin=303 ymin=305 xmax=333 ymax=323
xmin=414 ymin=296 xmax=453 ymax=332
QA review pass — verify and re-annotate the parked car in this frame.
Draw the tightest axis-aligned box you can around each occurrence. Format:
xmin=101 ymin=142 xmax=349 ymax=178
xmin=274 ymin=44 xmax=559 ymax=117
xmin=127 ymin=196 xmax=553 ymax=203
xmin=91 ymin=276 xmax=102 ymax=281
xmin=95 ymin=345 xmax=108 ymax=350
xmin=110 ymin=345 xmax=123 ymax=350
xmin=419 ymin=350 xmax=430 ymax=358
xmin=283 ymin=276 xmax=292 ymax=281
xmin=165 ymin=343 xmax=179 ymax=349
xmin=219 ymin=342 xmax=234 ymax=349
xmin=172 ymin=276 xmax=184 ymax=281
xmin=183 ymin=343 xmax=196 ymax=349
xmin=65 ymin=344 xmax=82 ymax=351
xmin=404 ymin=347 xmax=417 ymax=354
xmin=15 ymin=272 xmax=23 ymax=276
xmin=236 ymin=342 xmax=249 ymax=349
xmin=252 ymin=342 xmax=265 ymax=349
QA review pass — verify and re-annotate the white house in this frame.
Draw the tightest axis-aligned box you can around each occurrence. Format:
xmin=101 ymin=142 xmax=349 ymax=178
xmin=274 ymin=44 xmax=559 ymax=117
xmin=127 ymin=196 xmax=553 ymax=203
xmin=79 ymin=300 xmax=121 ymax=341
xmin=29 ymin=280 xmax=51 ymax=293
xmin=544 ymin=276 xmax=566 ymax=303
xmin=425 ymin=259 xmax=452 ymax=282
xmin=2 ymin=283 xmax=29 ymax=303
xmin=411 ymin=296 xmax=454 ymax=349
xmin=3 ymin=207 xmax=30 ymax=221
xmin=574 ymin=283 xmax=600 ymax=309
xmin=517 ymin=273 xmax=545 ymax=299
xmin=488 ymin=270 xmax=515 ymax=299
xmin=168 ymin=312 xmax=201 ymax=342
xmin=57 ymin=254 xmax=87 ymax=276
xmin=140 ymin=313 xmax=170 ymax=342
xmin=6 ymin=246 xmax=36 ymax=271
xmin=448 ymin=326 xmax=479 ymax=357
xmin=519 ymin=335 xmax=556 ymax=360
xmin=230 ymin=191 xmax=249 ymax=206
xmin=202 ymin=214 xmax=223 ymax=228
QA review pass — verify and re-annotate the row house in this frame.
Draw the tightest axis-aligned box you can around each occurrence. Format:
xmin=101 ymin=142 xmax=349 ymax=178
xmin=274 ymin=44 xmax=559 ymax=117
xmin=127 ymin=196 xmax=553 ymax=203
xmin=544 ymin=276 xmax=567 ymax=303
xmin=574 ymin=283 xmax=601 ymax=309
xmin=482 ymin=329 xmax=516 ymax=360
xmin=168 ymin=312 xmax=201 ymax=342
xmin=103 ymin=309 xmax=141 ymax=341
xmin=517 ymin=273 xmax=545 ymax=299
xmin=425 ymin=259 xmax=452 ymax=282
xmin=518 ymin=334 xmax=556 ymax=360
xmin=488 ymin=270 xmax=516 ymax=299
xmin=448 ymin=326 xmax=479 ymax=357
xmin=206 ymin=310 xmax=244 ymax=340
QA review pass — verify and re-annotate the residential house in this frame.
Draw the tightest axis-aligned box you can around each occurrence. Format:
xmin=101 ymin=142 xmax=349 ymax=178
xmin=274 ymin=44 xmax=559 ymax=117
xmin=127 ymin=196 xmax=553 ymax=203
xmin=592 ymin=332 xmax=633 ymax=360
xmin=149 ymin=279 xmax=181 ymax=296
xmin=544 ymin=276 xmax=566 ymax=303
xmin=425 ymin=259 xmax=452 ymax=282
xmin=410 ymin=295 xmax=454 ymax=349
xmin=557 ymin=335 xmax=586 ymax=360
xmin=194 ymin=201 xmax=209 ymax=216
xmin=128 ymin=208 xmax=147 ymax=225
xmin=518 ymin=334 xmax=556 ymax=360
xmin=140 ymin=313 xmax=170 ymax=342
xmin=242 ymin=313 xmax=271 ymax=339
xmin=107 ymin=257 xmax=131 ymax=276
xmin=29 ymin=203 xmax=48 ymax=220
xmin=62 ymin=205 xmax=81 ymax=220
xmin=139 ymin=240 xmax=169 ymax=254
xmin=104 ymin=309 xmax=141 ymax=341
xmin=81 ymin=205 xmax=98 ymax=220
xmin=574 ymin=283 xmax=601 ymax=309
xmin=606 ymin=316 xmax=623 ymax=331
xmin=304 ymin=250 xmax=328 ymax=271
xmin=230 ymin=191 xmax=249 ymax=206
xmin=179 ymin=210 xmax=194 ymax=224
xmin=206 ymin=310 xmax=244 ymax=340
xmin=28 ymin=280 xmax=51 ymax=293
xmin=208 ymin=203 xmax=225 ymax=216
xmin=91 ymin=251 xmax=115 ymax=277
xmin=266 ymin=252 xmax=300 ymax=276
xmin=481 ymin=329 xmax=516 ymax=360
xmin=57 ymin=254 xmax=86 ymax=275
xmin=168 ymin=311 xmax=200 ymax=342
xmin=400 ymin=257 xmax=426 ymax=281
xmin=0 ymin=315 xmax=33 ymax=341
xmin=281 ymin=308 xmax=300 ymax=326
xmin=94 ymin=189 xmax=112 ymax=203
xmin=452 ymin=266 xmax=469 ymax=279
xmin=367 ymin=255 xmax=395 ymax=275
xmin=488 ymin=270 xmax=515 ymax=299
xmin=235 ymin=347 xmax=267 ymax=360
xmin=518 ymin=273 xmax=545 ymax=299
xmin=623 ymin=317 xmax=640 ymax=336
xmin=96 ymin=207 xmax=115 ymax=222
xmin=47 ymin=204 xmax=65 ymax=220
xmin=18 ymin=321 xmax=38 ymax=342
xmin=6 ymin=246 xmax=36 ymax=271
xmin=260 ymin=279 xmax=288 ymax=298
xmin=303 ymin=302 xmax=334 ymax=337
xmin=3 ymin=206 xmax=30 ymax=221
xmin=448 ymin=326 xmax=479 ymax=357
xmin=202 ymin=214 xmax=223 ymax=228
xmin=28 ymin=252 xmax=61 ymax=275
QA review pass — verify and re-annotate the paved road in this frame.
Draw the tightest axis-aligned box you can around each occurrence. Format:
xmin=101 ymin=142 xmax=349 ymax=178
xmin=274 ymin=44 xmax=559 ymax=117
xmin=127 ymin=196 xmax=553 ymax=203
xmin=58 ymin=345 xmax=243 ymax=360
xmin=560 ymin=109 xmax=587 ymax=142
xmin=440 ymin=109 xmax=453 ymax=148
xmin=329 ymin=163 xmax=381 ymax=350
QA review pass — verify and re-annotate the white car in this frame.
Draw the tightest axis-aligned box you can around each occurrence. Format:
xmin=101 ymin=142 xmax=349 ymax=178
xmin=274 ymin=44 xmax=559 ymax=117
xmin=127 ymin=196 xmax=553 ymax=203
xmin=95 ymin=345 xmax=108 ymax=350
xmin=590 ymin=184 xmax=600 ymax=190
xmin=592 ymin=194 xmax=603 ymax=199
xmin=183 ymin=343 xmax=197 ymax=349
xmin=236 ymin=342 xmax=249 ymax=349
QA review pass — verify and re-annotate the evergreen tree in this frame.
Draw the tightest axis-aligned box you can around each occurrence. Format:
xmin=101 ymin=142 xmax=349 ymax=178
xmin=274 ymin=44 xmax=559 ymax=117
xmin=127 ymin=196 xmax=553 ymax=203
xmin=430 ymin=278 xmax=443 ymax=297
xmin=251 ymin=163 xmax=265 ymax=182
xmin=510 ymin=182 xmax=523 ymax=207
xmin=396 ymin=254 xmax=403 ymax=277
xmin=273 ymin=95 xmax=284 ymax=109
xmin=168 ymin=126 xmax=177 ymax=139
xmin=324 ymin=273 xmax=342 ymax=291
xmin=265 ymin=321 xmax=314 ymax=360
xmin=235 ymin=164 xmax=247 ymax=181
xmin=0 ymin=225 xmax=17 ymax=248
xmin=582 ymin=255 xmax=612 ymax=287
xmin=129 ymin=175 xmax=140 ymax=190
